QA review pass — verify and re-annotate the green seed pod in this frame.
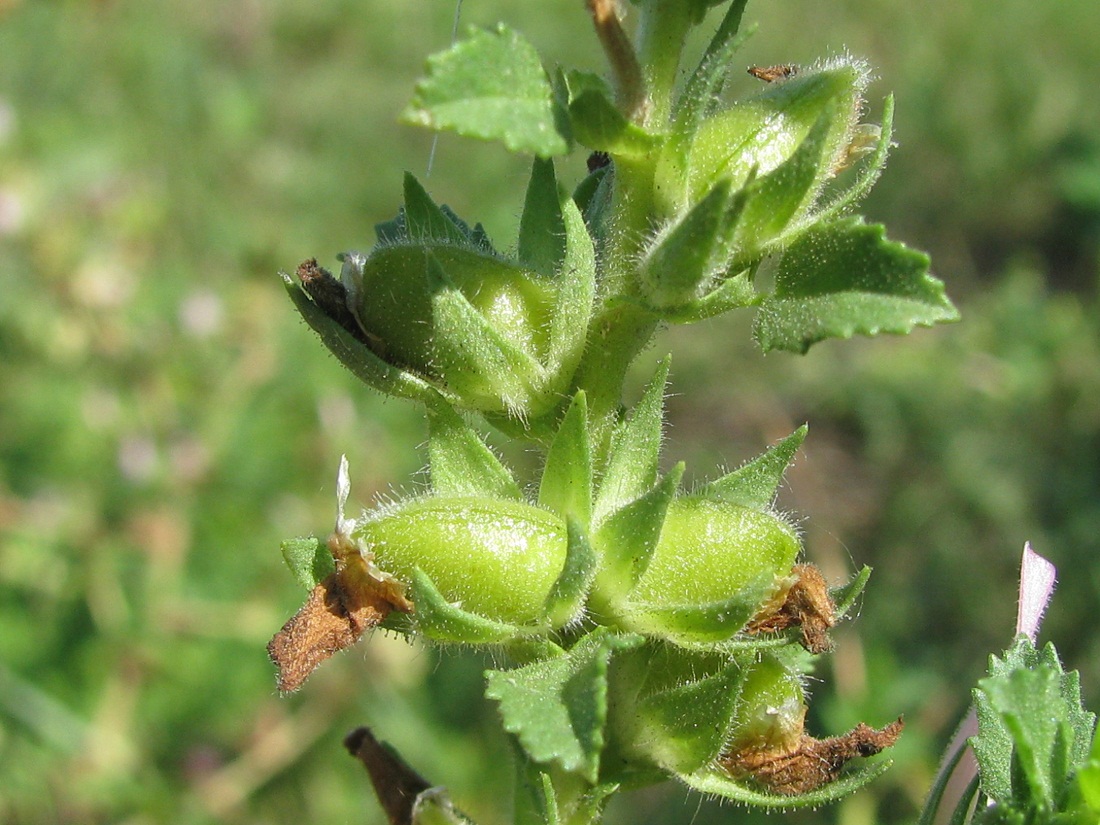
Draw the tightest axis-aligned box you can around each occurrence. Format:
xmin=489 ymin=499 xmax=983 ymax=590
xmin=725 ymin=654 xmax=807 ymax=755
xmin=613 ymin=496 xmax=801 ymax=646
xmin=350 ymin=495 xmax=568 ymax=626
xmin=347 ymin=244 xmax=555 ymax=414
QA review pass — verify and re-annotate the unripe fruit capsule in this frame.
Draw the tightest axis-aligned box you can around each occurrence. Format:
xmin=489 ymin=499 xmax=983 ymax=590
xmin=355 ymin=246 xmax=554 ymax=376
xmin=351 ymin=496 xmax=567 ymax=625
xmin=631 ymin=497 xmax=800 ymax=610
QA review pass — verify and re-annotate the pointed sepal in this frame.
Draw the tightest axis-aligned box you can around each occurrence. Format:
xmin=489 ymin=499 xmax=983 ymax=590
xmin=608 ymin=644 xmax=743 ymax=774
xmin=538 ymin=392 xmax=593 ymax=525
xmin=410 ymin=568 xmax=528 ymax=645
xmin=427 ymin=403 xmax=522 ymax=500
xmin=639 ymin=180 xmax=735 ymax=309
xmin=592 ymin=464 xmax=683 ymax=606
xmin=542 ymin=519 xmax=599 ymax=628
xmin=519 ymin=158 xmax=567 ymax=277
xmin=593 ymin=357 xmax=671 ymax=525
xmin=700 ymin=425 xmax=807 ymax=510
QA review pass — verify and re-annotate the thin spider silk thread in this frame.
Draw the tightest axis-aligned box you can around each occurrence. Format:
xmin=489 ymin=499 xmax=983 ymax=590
xmin=426 ymin=0 xmax=464 ymax=177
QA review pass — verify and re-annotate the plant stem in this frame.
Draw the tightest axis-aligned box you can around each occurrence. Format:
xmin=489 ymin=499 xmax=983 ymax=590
xmin=633 ymin=0 xmax=696 ymax=126
xmin=572 ymin=298 xmax=659 ymax=466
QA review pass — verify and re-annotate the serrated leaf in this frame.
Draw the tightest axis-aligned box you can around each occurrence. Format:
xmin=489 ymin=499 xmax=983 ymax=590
xmin=972 ymin=637 xmax=1098 ymax=813
xmin=485 ymin=628 xmax=643 ymax=782
xmin=542 ymin=519 xmax=598 ymax=628
xmin=593 ymin=465 xmax=683 ymax=605
xmin=700 ymin=425 xmax=807 ymax=510
xmin=680 ymin=759 xmax=893 ymax=807
xmin=592 ymin=357 xmax=670 ymax=524
xmin=403 ymin=24 xmax=570 ymax=157
xmin=281 ymin=536 xmax=333 ymax=590
xmin=518 ymin=158 xmax=566 ymax=277
xmin=753 ymin=218 xmax=958 ymax=354
xmin=403 ymin=173 xmax=470 ymax=245
xmin=564 ymin=70 xmax=662 ymax=156
xmin=426 ymin=403 xmax=521 ymax=500
xmin=411 ymin=568 xmax=526 ymax=645
xmin=281 ymin=272 xmax=442 ymax=405
xmin=538 ymin=392 xmax=593 ymax=524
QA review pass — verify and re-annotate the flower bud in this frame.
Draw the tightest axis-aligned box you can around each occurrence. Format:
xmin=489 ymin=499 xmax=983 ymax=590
xmin=345 ymin=244 xmax=555 ymax=414
xmin=656 ymin=57 xmax=871 ymax=220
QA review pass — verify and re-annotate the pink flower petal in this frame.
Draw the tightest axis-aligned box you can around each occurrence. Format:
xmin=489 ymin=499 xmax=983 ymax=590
xmin=1016 ymin=542 xmax=1056 ymax=642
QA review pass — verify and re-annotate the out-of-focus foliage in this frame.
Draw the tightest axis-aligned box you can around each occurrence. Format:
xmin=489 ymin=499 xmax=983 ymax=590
xmin=0 ymin=1 xmax=1096 ymax=825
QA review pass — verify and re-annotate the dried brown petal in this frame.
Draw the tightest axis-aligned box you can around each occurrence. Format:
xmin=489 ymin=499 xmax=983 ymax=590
xmin=720 ymin=717 xmax=904 ymax=796
xmin=267 ymin=534 xmax=413 ymax=693
xmin=746 ymin=564 xmax=837 ymax=654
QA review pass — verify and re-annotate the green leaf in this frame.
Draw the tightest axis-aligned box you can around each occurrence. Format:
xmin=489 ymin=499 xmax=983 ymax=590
xmin=564 ymin=70 xmax=662 ymax=156
xmin=972 ymin=637 xmax=1098 ymax=814
xmin=280 ymin=536 xmax=333 ymax=590
xmin=680 ymin=759 xmax=894 ymax=807
xmin=753 ymin=218 xmax=959 ymax=354
xmin=485 ymin=628 xmax=643 ymax=782
xmin=593 ymin=464 xmax=683 ymax=602
xmin=280 ymin=272 xmax=443 ymax=405
xmin=981 ymin=667 xmax=1070 ymax=807
xmin=426 ymin=403 xmax=521 ymax=501
xmin=403 ymin=173 xmax=470 ymax=245
xmin=542 ymin=519 xmax=599 ymax=628
xmin=640 ymin=180 xmax=734 ymax=309
xmin=519 ymin=158 xmax=567 ymax=277
xmin=1074 ymin=726 xmax=1100 ymax=814
xmin=411 ymin=568 xmax=527 ymax=645
xmin=403 ymin=24 xmax=570 ymax=157
xmin=513 ymin=756 xmax=560 ymax=825
xmin=538 ymin=392 xmax=593 ymax=524
xmin=592 ymin=357 xmax=671 ymax=525
xmin=675 ymin=0 xmax=751 ymax=126
xmin=700 ymin=425 xmax=807 ymax=510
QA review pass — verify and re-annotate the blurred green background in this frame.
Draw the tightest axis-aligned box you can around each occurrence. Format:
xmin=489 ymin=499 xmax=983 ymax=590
xmin=1 ymin=1 xmax=1098 ymax=823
